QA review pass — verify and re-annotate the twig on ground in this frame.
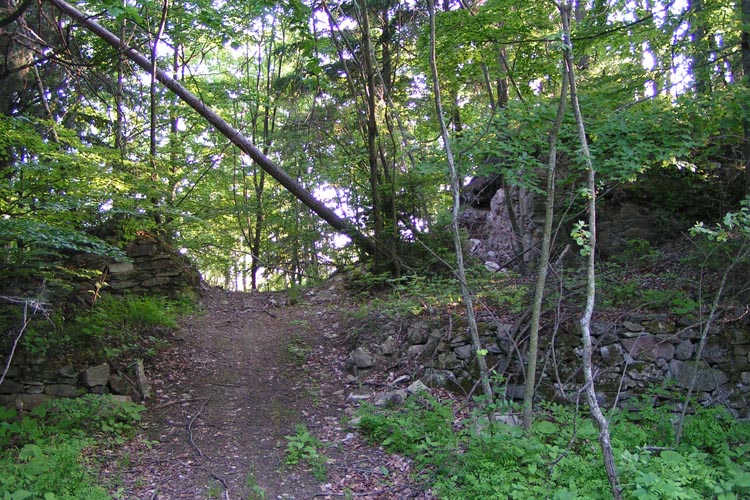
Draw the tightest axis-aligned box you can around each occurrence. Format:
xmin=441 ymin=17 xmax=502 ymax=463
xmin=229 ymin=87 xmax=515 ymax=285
xmin=188 ymin=397 xmax=210 ymax=457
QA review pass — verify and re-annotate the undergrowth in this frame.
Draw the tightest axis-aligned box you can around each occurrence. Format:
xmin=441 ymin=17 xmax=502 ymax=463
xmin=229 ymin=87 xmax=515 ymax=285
xmin=0 ymin=394 xmax=144 ymax=500
xmin=355 ymin=394 xmax=750 ymax=499
xmin=16 ymin=293 xmax=194 ymax=363
xmin=284 ymin=424 xmax=328 ymax=481
xmin=346 ymin=265 xmax=529 ymax=319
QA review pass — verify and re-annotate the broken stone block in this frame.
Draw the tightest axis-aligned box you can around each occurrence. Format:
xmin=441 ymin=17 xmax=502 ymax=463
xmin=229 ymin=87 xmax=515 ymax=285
xmin=349 ymin=348 xmax=374 ymax=369
xmin=135 ymin=359 xmax=151 ymax=401
xmin=82 ymin=363 xmax=110 ymax=388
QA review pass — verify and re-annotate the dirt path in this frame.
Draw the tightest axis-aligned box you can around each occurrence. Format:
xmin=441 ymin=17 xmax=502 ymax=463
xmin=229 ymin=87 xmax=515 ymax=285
xmin=103 ymin=280 xmax=432 ymax=500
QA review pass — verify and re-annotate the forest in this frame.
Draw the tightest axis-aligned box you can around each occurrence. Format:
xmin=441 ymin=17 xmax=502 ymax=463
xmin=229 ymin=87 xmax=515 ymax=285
xmin=1 ymin=0 xmax=750 ymax=498
xmin=0 ymin=0 xmax=745 ymax=291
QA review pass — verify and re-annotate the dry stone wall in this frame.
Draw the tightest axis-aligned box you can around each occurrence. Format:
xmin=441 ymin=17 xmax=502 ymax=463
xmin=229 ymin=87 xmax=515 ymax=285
xmin=350 ymin=310 xmax=750 ymax=417
xmin=104 ymin=233 xmax=201 ymax=297
xmin=0 ymin=233 xmax=195 ymax=408
xmin=0 ymin=356 xmax=148 ymax=408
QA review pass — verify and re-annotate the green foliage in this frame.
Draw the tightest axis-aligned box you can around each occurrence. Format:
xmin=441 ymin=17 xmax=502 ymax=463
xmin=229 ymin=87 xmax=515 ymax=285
xmin=284 ymin=333 xmax=311 ymax=365
xmin=0 ymin=395 xmax=144 ymax=500
xmin=284 ymin=424 xmax=327 ymax=481
xmin=614 ymin=239 xmax=661 ymax=268
xmin=691 ymin=197 xmax=750 ymax=260
xmin=18 ymin=294 xmax=191 ymax=362
xmin=356 ymin=395 xmax=457 ymax=469
xmin=347 ymin=267 xmax=528 ymax=320
xmin=244 ymin=466 xmax=267 ymax=500
xmin=356 ymin=393 xmax=750 ymax=500
xmin=0 ymin=218 xmax=129 ymax=299
xmin=596 ymin=260 xmax=698 ymax=315
xmin=571 ymin=221 xmax=593 ymax=257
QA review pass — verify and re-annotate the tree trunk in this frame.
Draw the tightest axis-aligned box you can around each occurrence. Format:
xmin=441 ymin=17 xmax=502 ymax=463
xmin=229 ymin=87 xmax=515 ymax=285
xmin=427 ymin=0 xmax=493 ymax=401
xmin=741 ymin=0 xmax=750 ymax=194
xmin=48 ymin=0 xmax=376 ymax=256
xmin=115 ymin=8 xmax=126 ymax=158
xmin=689 ymin=0 xmax=711 ymax=95
xmin=560 ymin=3 xmax=622 ymax=498
xmin=523 ymin=63 xmax=568 ymax=430
xmin=358 ymin=0 xmax=385 ymax=269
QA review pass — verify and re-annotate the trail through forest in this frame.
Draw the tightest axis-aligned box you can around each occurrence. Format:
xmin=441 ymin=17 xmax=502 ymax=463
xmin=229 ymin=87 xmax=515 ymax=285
xmin=101 ymin=279 xmax=433 ymax=499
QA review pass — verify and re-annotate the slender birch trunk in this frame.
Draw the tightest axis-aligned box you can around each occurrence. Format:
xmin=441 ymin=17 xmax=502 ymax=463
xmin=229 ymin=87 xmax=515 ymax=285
xmin=427 ymin=0 xmax=493 ymax=400
xmin=558 ymin=2 xmax=622 ymax=497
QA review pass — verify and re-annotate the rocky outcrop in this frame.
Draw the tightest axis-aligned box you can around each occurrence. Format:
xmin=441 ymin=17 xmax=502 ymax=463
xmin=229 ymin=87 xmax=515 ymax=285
xmin=348 ymin=310 xmax=750 ymax=417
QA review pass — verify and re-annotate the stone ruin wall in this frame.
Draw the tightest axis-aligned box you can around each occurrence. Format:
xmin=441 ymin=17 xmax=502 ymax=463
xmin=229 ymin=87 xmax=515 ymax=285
xmin=348 ymin=311 xmax=750 ymax=418
xmin=0 ymin=233 xmax=199 ymax=407
xmin=103 ymin=232 xmax=201 ymax=298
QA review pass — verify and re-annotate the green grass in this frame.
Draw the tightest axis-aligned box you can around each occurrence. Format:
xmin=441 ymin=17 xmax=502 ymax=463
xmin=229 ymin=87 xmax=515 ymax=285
xmin=18 ymin=293 xmax=194 ymax=363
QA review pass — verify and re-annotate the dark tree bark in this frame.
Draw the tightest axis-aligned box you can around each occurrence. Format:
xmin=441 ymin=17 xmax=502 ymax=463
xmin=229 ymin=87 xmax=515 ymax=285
xmin=48 ymin=0 xmax=376 ymax=256
xmin=689 ymin=0 xmax=711 ymax=95
xmin=741 ymin=0 xmax=750 ymax=194
xmin=358 ymin=0 xmax=386 ymax=268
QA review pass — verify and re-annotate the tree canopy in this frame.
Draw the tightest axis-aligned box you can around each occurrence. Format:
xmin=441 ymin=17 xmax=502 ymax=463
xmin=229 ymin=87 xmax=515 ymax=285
xmin=1 ymin=0 xmax=747 ymax=293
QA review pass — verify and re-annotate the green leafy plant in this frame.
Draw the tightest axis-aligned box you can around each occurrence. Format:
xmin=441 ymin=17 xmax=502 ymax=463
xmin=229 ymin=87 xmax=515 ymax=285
xmin=19 ymin=294 xmax=192 ymax=362
xmin=284 ymin=424 xmax=327 ymax=481
xmin=354 ymin=391 xmax=750 ymax=499
xmin=356 ymin=394 xmax=457 ymax=468
xmin=0 ymin=395 xmax=145 ymax=500
xmin=615 ymin=239 xmax=661 ymax=267
xmin=244 ymin=466 xmax=267 ymax=500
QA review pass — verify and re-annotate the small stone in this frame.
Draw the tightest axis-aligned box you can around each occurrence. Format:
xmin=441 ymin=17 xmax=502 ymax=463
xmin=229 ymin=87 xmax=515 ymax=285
xmin=82 ymin=363 xmax=110 ymax=388
xmin=741 ymin=372 xmax=750 ymax=385
xmin=592 ymin=321 xmax=616 ymax=336
xmin=391 ymin=375 xmax=411 ymax=386
xmin=484 ymin=261 xmax=500 ymax=272
xmin=346 ymin=393 xmax=372 ymax=403
xmin=108 ymin=261 xmax=134 ymax=274
xmin=623 ymin=321 xmax=645 ymax=332
xmin=0 ymin=378 xmax=23 ymax=394
xmin=45 ymin=384 xmax=85 ymax=397
xmin=108 ymin=374 xmax=135 ymax=396
xmin=674 ymin=361 xmax=727 ymax=392
xmin=110 ymin=395 xmax=133 ymax=404
xmin=407 ymin=380 xmax=430 ymax=395
xmin=702 ymin=345 xmax=727 ymax=365
xmin=407 ymin=325 xmax=429 ymax=345
xmin=350 ymin=348 xmax=375 ymax=369
xmin=373 ymin=390 xmax=407 ymax=407
xmin=675 ymin=340 xmax=694 ymax=360
xmin=455 ymin=344 xmax=473 ymax=360
xmin=494 ymin=413 xmax=521 ymax=426
xmin=405 ymin=345 xmax=425 ymax=357
xmin=379 ymin=336 xmax=398 ymax=356
xmin=675 ymin=315 xmax=698 ymax=327
xmin=58 ymin=365 xmax=77 ymax=378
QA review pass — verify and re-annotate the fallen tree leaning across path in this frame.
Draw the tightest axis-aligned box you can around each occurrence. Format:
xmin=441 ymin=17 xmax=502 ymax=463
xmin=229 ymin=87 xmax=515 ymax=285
xmin=46 ymin=0 xmax=377 ymax=257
